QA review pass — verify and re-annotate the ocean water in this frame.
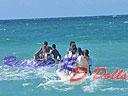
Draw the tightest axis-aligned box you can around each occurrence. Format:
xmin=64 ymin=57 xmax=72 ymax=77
xmin=0 ymin=15 xmax=128 ymax=96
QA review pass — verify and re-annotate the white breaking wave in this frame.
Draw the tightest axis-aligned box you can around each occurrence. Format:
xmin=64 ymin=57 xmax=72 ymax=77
xmin=0 ymin=65 xmax=128 ymax=93
xmin=124 ymin=21 xmax=128 ymax=24
xmin=0 ymin=66 xmax=55 ymax=81
xmin=82 ymin=78 xmax=102 ymax=93
xmin=100 ymin=87 xmax=128 ymax=92
xmin=38 ymin=80 xmax=74 ymax=91
xmin=65 ymin=34 xmax=74 ymax=37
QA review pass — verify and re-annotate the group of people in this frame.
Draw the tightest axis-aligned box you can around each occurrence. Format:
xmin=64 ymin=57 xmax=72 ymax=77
xmin=34 ymin=41 xmax=92 ymax=75
xmin=64 ymin=41 xmax=92 ymax=75
xmin=34 ymin=41 xmax=61 ymax=61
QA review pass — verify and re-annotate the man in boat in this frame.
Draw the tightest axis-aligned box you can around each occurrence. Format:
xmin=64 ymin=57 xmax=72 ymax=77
xmin=82 ymin=49 xmax=92 ymax=75
xmin=34 ymin=41 xmax=52 ymax=61
xmin=51 ymin=44 xmax=61 ymax=61
xmin=66 ymin=41 xmax=78 ymax=58
xmin=61 ymin=41 xmax=79 ymax=74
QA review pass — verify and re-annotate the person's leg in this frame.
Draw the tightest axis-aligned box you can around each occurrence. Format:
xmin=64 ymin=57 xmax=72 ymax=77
xmin=89 ymin=65 xmax=92 ymax=75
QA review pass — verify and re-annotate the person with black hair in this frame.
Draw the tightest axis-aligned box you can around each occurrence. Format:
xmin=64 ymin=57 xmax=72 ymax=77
xmin=77 ymin=47 xmax=83 ymax=56
xmin=43 ymin=41 xmax=52 ymax=53
xmin=34 ymin=41 xmax=52 ymax=61
xmin=51 ymin=44 xmax=61 ymax=61
xmin=83 ymin=49 xmax=93 ymax=75
xmin=66 ymin=41 xmax=77 ymax=57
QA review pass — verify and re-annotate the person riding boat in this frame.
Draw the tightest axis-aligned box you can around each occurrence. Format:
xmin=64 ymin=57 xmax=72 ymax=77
xmin=34 ymin=41 xmax=52 ymax=61
xmin=34 ymin=52 xmax=43 ymax=61
xmin=51 ymin=44 xmax=61 ymax=61
xmin=34 ymin=46 xmax=43 ymax=61
xmin=77 ymin=50 xmax=89 ymax=70
xmin=82 ymin=49 xmax=92 ymax=75
xmin=43 ymin=41 xmax=52 ymax=53
xmin=66 ymin=41 xmax=77 ymax=58
xmin=77 ymin=47 xmax=83 ymax=56
xmin=62 ymin=47 xmax=89 ymax=75
xmin=62 ymin=42 xmax=79 ymax=74
xmin=43 ymin=41 xmax=52 ymax=61
xmin=76 ymin=47 xmax=83 ymax=67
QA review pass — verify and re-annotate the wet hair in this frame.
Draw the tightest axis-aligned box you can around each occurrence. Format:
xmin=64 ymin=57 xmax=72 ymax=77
xmin=70 ymin=41 xmax=75 ymax=46
xmin=85 ymin=49 xmax=89 ymax=55
xmin=44 ymin=41 xmax=48 ymax=46
xmin=52 ymin=44 xmax=56 ymax=49
xmin=78 ymin=47 xmax=82 ymax=51
xmin=83 ymin=49 xmax=89 ymax=56
xmin=77 ymin=47 xmax=83 ymax=55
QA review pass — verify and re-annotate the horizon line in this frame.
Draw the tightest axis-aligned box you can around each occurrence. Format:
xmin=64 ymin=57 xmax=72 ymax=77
xmin=0 ymin=14 xmax=128 ymax=21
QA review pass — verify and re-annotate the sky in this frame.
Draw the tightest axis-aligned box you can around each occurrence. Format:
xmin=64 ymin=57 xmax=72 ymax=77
xmin=0 ymin=0 xmax=128 ymax=19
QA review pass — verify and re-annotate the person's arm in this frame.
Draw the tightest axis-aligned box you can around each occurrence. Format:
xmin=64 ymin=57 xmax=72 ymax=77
xmin=51 ymin=50 xmax=54 ymax=59
xmin=67 ymin=48 xmax=70 ymax=54
xmin=58 ymin=51 xmax=61 ymax=60
xmin=49 ymin=46 xmax=52 ymax=53
xmin=88 ymin=57 xmax=93 ymax=66
xmin=34 ymin=47 xmax=42 ymax=56
xmin=56 ymin=50 xmax=61 ymax=60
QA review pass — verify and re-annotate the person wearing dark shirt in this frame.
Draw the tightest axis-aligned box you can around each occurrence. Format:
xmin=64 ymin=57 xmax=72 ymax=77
xmin=51 ymin=44 xmax=61 ymax=61
xmin=77 ymin=47 xmax=83 ymax=56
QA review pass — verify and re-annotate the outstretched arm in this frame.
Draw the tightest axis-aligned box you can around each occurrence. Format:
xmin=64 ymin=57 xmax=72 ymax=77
xmin=34 ymin=47 xmax=43 ymax=56
xmin=58 ymin=52 xmax=61 ymax=60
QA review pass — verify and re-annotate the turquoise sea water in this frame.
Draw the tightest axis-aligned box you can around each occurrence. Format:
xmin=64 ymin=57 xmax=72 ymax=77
xmin=0 ymin=15 xmax=128 ymax=96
